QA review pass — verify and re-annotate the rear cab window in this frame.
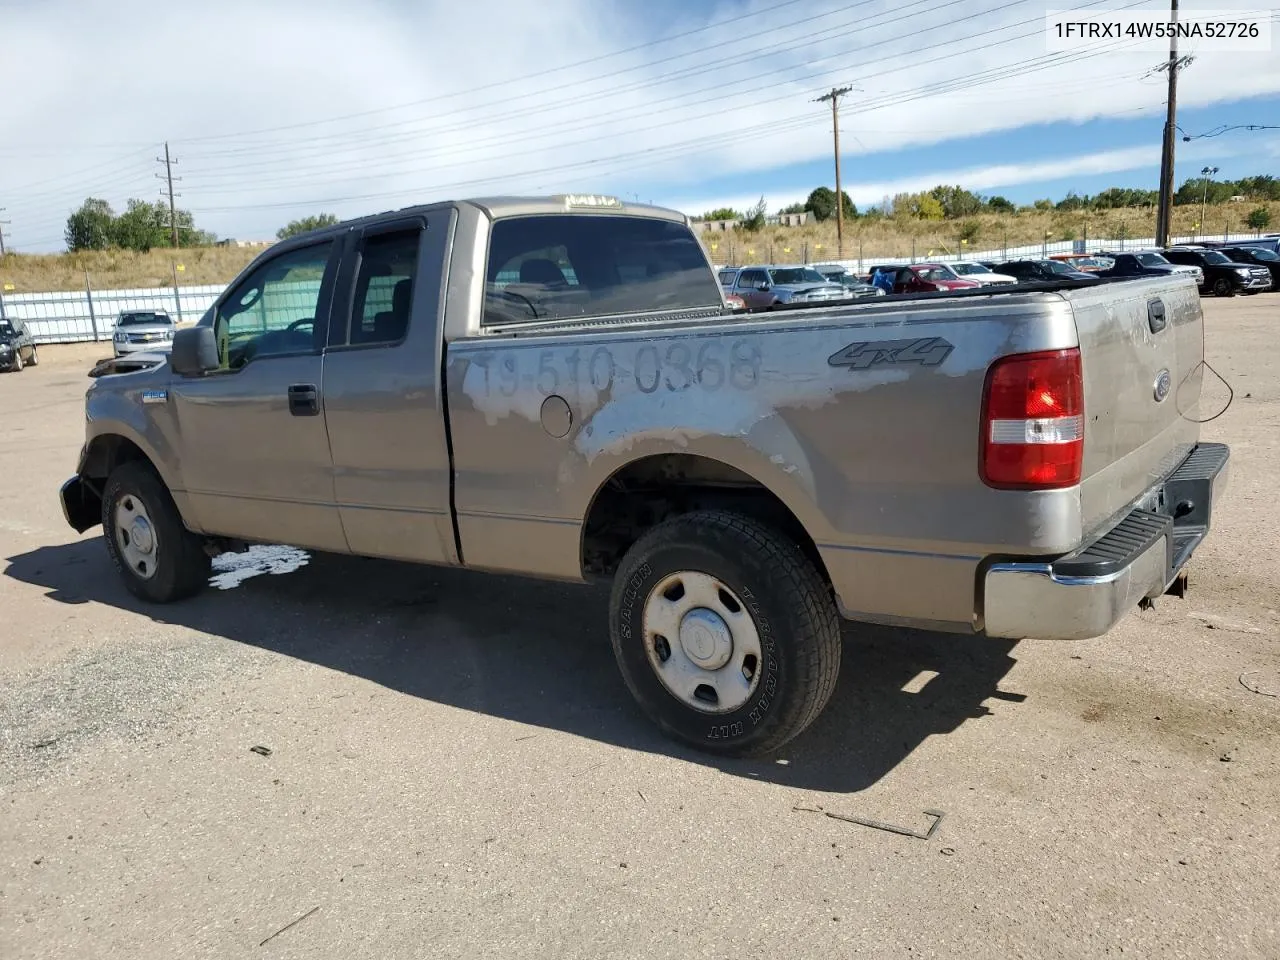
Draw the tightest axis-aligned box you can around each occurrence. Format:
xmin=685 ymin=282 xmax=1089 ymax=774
xmin=482 ymin=215 xmax=721 ymax=326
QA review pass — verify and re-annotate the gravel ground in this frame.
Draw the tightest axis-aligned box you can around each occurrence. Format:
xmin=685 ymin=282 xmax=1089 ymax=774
xmin=1 ymin=303 xmax=1277 ymax=960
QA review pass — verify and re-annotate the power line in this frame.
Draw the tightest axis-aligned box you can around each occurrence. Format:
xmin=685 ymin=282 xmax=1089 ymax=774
xmin=177 ymin=0 xmax=1130 ymax=198
xmin=172 ymin=0 xmax=822 ymax=145
xmin=1182 ymin=124 xmax=1280 ymax=141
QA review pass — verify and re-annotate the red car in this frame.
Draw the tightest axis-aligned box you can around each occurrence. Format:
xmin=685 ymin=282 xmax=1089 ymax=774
xmin=892 ymin=263 xmax=982 ymax=293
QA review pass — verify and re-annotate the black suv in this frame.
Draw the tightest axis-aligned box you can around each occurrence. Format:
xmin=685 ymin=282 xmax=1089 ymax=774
xmin=1219 ymin=246 xmax=1280 ymax=288
xmin=1163 ymin=248 xmax=1272 ymax=297
xmin=0 ymin=316 xmax=38 ymax=372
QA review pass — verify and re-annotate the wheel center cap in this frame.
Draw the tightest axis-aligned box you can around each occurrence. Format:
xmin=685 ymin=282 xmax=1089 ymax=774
xmin=678 ymin=607 xmax=733 ymax=670
xmin=130 ymin=517 xmax=155 ymax=555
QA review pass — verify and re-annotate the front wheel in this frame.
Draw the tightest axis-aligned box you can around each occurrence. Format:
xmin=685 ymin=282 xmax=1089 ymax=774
xmin=101 ymin=461 xmax=211 ymax=603
xmin=609 ymin=511 xmax=841 ymax=757
xmin=1213 ymin=277 xmax=1235 ymax=297
xmin=11 ymin=350 xmax=22 ymax=372
xmin=27 ymin=345 xmax=38 ymax=366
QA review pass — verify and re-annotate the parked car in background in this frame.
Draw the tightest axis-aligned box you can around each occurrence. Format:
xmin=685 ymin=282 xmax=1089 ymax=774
xmin=0 ymin=317 xmax=39 ymax=372
xmin=948 ymin=261 xmax=1017 ymax=286
xmin=1220 ymin=245 xmax=1280 ymax=287
xmin=811 ymin=263 xmax=885 ymax=297
xmin=1163 ymin=247 xmax=1272 ymax=297
xmin=1098 ymin=251 xmax=1203 ymax=287
xmin=113 ymin=310 xmax=177 ymax=357
xmin=1225 ymin=238 xmax=1280 ymax=256
xmin=721 ymin=265 xmax=851 ymax=309
xmin=995 ymin=259 xmax=1101 ymax=283
xmin=879 ymin=263 xmax=982 ymax=294
xmin=1049 ymin=253 xmax=1115 ymax=272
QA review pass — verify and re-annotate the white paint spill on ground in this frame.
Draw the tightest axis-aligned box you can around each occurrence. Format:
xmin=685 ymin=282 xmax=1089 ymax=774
xmin=208 ymin=545 xmax=311 ymax=590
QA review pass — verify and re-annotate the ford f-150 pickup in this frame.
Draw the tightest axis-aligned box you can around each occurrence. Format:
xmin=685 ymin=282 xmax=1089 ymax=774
xmin=58 ymin=195 xmax=1229 ymax=756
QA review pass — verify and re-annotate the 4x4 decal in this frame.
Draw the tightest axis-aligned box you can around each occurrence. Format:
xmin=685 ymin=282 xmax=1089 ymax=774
xmin=828 ymin=336 xmax=954 ymax=371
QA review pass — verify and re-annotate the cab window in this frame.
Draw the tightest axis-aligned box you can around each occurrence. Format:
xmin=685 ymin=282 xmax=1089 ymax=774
xmin=482 ymin=215 xmax=720 ymax=326
xmin=214 ymin=241 xmax=334 ymax=369
xmin=347 ymin=229 xmax=421 ymax=346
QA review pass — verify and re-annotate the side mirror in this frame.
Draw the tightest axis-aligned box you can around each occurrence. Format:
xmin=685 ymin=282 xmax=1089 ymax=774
xmin=171 ymin=326 xmax=220 ymax=377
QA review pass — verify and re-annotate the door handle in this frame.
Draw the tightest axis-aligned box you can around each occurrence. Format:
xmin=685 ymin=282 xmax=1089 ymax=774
xmin=288 ymin=383 xmax=320 ymax=417
xmin=1147 ymin=298 xmax=1167 ymax=334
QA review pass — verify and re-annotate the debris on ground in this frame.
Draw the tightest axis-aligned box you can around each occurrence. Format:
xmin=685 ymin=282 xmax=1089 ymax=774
xmin=794 ymin=804 xmax=946 ymax=840
xmin=250 ymin=745 xmax=272 ymax=757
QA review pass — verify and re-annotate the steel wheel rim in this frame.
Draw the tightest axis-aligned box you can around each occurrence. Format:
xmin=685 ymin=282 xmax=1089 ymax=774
xmin=114 ymin=493 xmax=159 ymax=581
xmin=642 ymin=571 xmax=763 ymax=714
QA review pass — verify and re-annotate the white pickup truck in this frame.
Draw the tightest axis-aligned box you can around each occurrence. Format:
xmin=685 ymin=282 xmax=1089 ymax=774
xmin=60 ymin=195 xmax=1229 ymax=756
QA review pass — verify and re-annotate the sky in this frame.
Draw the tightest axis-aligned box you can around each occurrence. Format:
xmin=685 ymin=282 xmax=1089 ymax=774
xmin=2 ymin=0 xmax=1279 ymax=252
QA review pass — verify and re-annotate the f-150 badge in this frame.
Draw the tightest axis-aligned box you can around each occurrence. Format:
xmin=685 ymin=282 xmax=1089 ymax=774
xmin=828 ymin=337 xmax=954 ymax=371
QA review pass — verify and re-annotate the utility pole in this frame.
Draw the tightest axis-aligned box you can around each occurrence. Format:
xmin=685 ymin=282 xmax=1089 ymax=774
xmin=0 ymin=208 xmax=8 ymax=256
xmin=1155 ymin=0 xmax=1183 ymax=249
xmin=814 ymin=86 xmax=853 ymax=258
xmin=156 ymin=142 xmax=181 ymax=248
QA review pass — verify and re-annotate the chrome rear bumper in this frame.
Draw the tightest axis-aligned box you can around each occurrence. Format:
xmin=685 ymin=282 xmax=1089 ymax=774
xmin=983 ymin=442 xmax=1230 ymax=641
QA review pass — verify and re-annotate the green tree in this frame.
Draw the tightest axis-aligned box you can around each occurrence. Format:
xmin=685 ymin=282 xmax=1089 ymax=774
xmin=702 ymin=207 xmax=740 ymax=221
xmin=276 ymin=213 xmax=341 ymax=240
xmin=986 ymin=195 xmax=1015 ymax=214
xmin=917 ymin=195 xmax=945 ymax=220
xmin=1246 ymin=206 xmax=1273 ymax=231
xmin=112 ymin=199 xmax=172 ymax=252
xmin=929 ymin=184 xmax=982 ymax=218
xmin=1055 ymin=191 xmax=1090 ymax=212
xmin=1033 ymin=198 xmax=1053 ymax=211
xmin=778 ymin=202 xmax=806 ymax=215
xmin=64 ymin=198 xmax=115 ymax=251
xmin=740 ymin=196 xmax=768 ymax=232
xmin=958 ymin=220 xmax=981 ymax=242
xmin=804 ymin=186 xmax=855 ymax=222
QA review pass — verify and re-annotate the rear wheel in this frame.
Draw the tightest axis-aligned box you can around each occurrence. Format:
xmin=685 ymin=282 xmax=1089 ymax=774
xmin=1213 ymin=277 xmax=1235 ymax=297
xmin=609 ymin=510 xmax=841 ymax=757
xmin=101 ymin=461 xmax=210 ymax=603
xmin=27 ymin=345 xmax=38 ymax=366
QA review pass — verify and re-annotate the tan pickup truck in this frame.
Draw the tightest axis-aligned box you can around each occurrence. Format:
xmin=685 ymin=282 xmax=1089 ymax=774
xmin=59 ymin=195 xmax=1229 ymax=756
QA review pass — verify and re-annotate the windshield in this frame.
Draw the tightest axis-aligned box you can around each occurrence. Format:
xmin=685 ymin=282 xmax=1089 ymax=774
xmin=952 ymin=263 xmax=990 ymax=275
xmin=1137 ymin=253 xmax=1169 ymax=266
xmin=0 ymin=321 xmax=13 ymax=336
xmin=119 ymin=312 xmax=173 ymax=326
xmin=768 ymin=267 xmax=829 ymax=285
xmin=914 ymin=266 xmax=955 ymax=281
xmin=1042 ymin=260 xmax=1073 ymax=275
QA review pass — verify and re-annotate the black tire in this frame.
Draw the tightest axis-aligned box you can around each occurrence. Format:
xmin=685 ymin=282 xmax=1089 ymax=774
xmin=11 ymin=350 xmax=22 ymax=372
xmin=101 ymin=460 xmax=210 ymax=603
xmin=27 ymin=345 xmax=38 ymax=366
xmin=609 ymin=510 xmax=841 ymax=757
xmin=1213 ymin=277 xmax=1235 ymax=297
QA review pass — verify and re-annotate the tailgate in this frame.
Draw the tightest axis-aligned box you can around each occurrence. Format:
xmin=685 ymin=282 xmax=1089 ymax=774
xmin=1069 ymin=275 xmax=1203 ymax=536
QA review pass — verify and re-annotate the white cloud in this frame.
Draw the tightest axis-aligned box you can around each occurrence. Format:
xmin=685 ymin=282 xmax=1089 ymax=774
xmin=2 ymin=0 xmax=1278 ymax=250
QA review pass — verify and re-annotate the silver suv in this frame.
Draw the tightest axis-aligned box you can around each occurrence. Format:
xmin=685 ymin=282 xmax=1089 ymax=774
xmin=113 ymin=311 xmax=176 ymax=357
xmin=718 ymin=265 xmax=850 ymax=309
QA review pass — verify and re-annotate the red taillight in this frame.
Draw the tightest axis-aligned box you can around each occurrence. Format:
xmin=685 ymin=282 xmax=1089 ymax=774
xmin=980 ymin=348 xmax=1084 ymax=489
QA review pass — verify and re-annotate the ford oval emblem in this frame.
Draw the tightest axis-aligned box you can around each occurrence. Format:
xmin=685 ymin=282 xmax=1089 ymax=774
xmin=1154 ymin=369 xmax=1172 ymax=402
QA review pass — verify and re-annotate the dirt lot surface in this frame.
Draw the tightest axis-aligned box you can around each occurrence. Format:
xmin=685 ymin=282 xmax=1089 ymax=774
xmin=2 ymin=303 xmax=1277 ymax=959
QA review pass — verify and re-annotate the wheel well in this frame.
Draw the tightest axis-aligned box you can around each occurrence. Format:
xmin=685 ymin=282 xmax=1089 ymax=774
xmin=83 ymin=434 xmax=153 ymax=483
xmin=580 ymin=453 xmax=831 ymax=586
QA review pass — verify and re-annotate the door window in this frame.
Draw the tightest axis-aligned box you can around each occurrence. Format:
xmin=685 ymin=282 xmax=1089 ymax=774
xmin=345 ymin=229 xmax=421 ymax=346
xmin=214 ymin=241 xmax=335 ymax=370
